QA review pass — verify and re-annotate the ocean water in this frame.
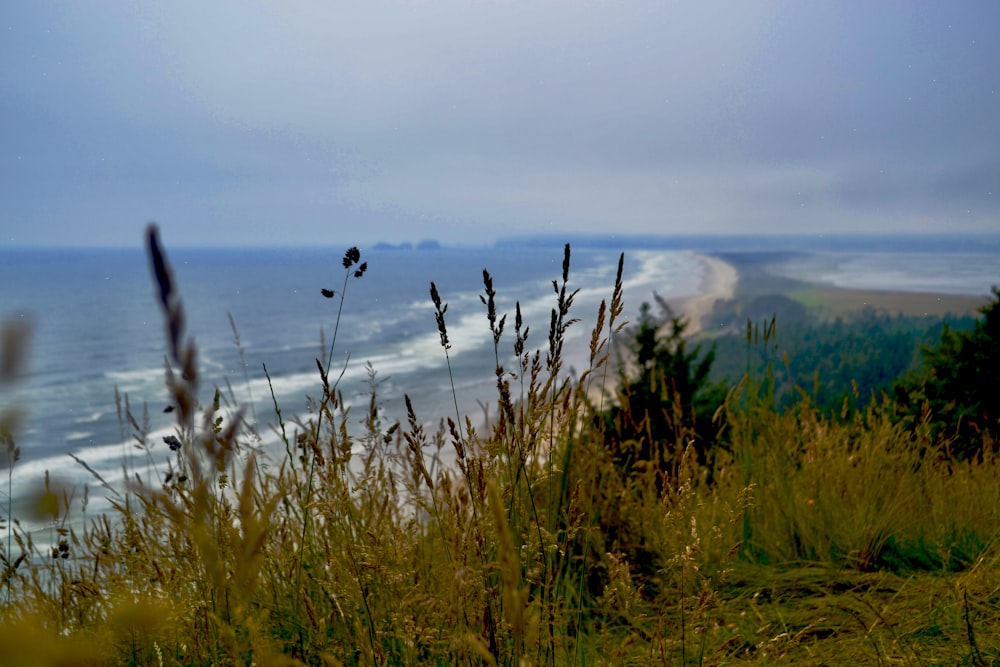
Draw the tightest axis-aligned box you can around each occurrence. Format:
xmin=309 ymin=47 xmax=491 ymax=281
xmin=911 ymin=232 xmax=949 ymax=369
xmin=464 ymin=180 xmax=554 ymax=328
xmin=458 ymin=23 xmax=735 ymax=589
xmin=769 ymin=251 xmax=999 ymax=296
xmin=0 ymin=244 xmax=707 ymax=525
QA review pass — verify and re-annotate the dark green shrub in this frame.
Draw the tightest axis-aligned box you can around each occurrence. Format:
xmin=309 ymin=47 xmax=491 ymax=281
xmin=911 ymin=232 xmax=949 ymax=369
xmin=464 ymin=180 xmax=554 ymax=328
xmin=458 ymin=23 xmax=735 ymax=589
xmin=602 ymin=296 xmax=728 ymax=484
xmin=895 ymin=287 xmax=1000 ymax=458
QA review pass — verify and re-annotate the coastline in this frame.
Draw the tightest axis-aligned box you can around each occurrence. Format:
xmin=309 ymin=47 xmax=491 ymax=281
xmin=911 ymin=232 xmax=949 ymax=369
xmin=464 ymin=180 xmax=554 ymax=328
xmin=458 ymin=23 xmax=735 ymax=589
xmin=567 ymin=248 xmax=987 ymax=384
xmin=579 ymin=252 xmax=738 ymax=397
xmin=676 ymin=253 xmax=739 ymax=336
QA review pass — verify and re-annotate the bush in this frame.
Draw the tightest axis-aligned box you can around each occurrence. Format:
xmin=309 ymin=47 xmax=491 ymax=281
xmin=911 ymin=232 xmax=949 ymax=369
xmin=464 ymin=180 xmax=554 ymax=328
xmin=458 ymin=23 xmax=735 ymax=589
xmin=895 ymin=287 xmax=1000 ymax=458
xmin=601 ymin=296 xmax=728 ymax=484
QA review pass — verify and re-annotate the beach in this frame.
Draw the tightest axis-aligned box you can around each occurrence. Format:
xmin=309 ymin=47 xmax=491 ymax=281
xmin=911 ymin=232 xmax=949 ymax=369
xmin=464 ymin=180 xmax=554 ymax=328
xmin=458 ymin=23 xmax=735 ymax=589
xmin=676 ymin=253 xmax=739 ymax=335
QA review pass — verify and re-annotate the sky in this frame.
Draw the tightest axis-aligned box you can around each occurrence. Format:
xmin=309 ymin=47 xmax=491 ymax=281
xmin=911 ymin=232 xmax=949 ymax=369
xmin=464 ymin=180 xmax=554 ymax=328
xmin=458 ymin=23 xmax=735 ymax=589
xmin=2 ymin=1 xmax=998 ymax=247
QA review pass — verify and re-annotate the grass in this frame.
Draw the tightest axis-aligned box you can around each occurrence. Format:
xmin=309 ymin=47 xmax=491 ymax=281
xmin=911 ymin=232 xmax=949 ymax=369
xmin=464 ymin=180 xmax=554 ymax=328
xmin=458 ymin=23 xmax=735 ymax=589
xmin=788 ymin=286 xmax=986 ymax=319
xmin=0 ymin=226 xmax=997 ymax=665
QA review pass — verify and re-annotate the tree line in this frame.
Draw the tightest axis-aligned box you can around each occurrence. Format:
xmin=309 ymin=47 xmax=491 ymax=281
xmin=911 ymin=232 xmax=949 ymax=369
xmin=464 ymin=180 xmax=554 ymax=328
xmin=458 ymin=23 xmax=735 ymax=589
xmin=603 ymin=288 xmax=999 ymax=473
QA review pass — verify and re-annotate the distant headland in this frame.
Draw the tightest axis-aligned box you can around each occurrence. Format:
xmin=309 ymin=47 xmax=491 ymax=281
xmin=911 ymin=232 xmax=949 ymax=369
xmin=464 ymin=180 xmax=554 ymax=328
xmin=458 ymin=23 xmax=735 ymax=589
xmin=493 ymin=232 xmax=1000 ymax=254
xmin=373 ymin=239 xmax=442 ymax=251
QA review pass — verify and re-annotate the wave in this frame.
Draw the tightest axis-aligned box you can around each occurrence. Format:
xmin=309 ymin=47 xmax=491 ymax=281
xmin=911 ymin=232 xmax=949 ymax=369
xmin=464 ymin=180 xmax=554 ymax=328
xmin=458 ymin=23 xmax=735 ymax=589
xmin=105 ymin=366 xmax=165 ymax=388
xmin=2 ymin=247 xmax=717 ymax=528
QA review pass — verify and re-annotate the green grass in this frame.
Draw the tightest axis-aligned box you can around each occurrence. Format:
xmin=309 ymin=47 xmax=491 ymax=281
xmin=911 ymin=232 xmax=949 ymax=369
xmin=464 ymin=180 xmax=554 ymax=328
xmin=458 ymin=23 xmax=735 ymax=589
xmin=0 ymin=226 xmax=998 ymax=666
xmin=788 ymin=285 xmax=986 ymax=319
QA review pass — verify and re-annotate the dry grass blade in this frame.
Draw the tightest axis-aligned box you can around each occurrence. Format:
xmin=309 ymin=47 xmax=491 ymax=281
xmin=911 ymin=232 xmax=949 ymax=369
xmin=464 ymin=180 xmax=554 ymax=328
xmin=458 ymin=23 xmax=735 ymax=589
xmin=67 ymin=453 xmax=121 ymax=500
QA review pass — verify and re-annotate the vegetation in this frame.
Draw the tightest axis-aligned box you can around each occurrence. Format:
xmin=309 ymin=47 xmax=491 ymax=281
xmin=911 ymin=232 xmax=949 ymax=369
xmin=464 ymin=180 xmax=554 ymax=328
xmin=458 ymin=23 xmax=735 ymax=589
xmin=894 ymin=287 xmax=1000 ymax=459
xmin=0 ymin=228 xmax=998 ymax=665
xmin=709 ymin=306 xmax=978 ymax=416
xmin=602 ymin=296 xmax=728 ymax=482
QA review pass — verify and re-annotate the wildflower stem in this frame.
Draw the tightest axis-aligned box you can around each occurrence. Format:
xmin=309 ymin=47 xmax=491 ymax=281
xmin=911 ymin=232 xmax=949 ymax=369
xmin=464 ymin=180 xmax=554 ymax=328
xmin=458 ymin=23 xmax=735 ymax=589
xmin=325 ymin=270 xmax=352 ymax=375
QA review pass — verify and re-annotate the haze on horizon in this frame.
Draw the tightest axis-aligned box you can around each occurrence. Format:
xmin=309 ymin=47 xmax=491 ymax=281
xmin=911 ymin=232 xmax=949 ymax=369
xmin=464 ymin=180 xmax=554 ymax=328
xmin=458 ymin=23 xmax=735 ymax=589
xmin=2 ymin=2 xmax=998 ymax=248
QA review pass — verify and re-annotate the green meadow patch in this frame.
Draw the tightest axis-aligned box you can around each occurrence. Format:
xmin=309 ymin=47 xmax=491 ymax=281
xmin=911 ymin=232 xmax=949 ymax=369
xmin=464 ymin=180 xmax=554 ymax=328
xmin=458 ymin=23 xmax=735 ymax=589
xmin=788 ymin=286 xmax=986 ymax=319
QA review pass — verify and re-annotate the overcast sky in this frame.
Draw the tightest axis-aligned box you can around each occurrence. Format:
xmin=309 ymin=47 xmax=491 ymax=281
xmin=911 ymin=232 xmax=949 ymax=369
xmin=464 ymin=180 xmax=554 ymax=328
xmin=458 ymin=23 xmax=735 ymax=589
xmin=2 ymin=1 xmax=998 ymax=247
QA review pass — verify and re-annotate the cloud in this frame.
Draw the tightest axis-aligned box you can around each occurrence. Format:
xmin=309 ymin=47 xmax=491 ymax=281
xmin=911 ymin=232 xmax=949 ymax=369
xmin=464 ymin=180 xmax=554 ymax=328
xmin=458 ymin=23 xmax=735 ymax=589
xmin=2 ymin=1 xmax=998 ymax=246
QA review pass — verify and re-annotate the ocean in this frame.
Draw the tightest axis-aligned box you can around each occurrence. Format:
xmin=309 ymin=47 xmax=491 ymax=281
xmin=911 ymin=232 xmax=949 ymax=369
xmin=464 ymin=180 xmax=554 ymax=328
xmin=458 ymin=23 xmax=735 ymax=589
xmin=1 ymin=239 xmax=998 ymax=534
xmin=0 ymin=244 xmax=706 ymax=524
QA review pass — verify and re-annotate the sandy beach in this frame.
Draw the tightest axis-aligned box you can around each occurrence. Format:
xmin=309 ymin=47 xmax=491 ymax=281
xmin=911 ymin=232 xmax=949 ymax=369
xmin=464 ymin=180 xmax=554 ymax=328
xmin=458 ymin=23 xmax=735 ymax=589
xmin=676 ymin=253 xmax=739 ymax=335
xmin=573 ymin=252 xmax=739 ymax=396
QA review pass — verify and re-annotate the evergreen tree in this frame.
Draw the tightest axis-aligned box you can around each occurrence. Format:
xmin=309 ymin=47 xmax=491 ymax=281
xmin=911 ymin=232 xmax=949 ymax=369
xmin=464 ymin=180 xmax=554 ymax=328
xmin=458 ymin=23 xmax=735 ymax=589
xmin=603 ymin=296 xmax=728 ymax=483
xmin=895 ymin=287 xmax=1000 ymax=458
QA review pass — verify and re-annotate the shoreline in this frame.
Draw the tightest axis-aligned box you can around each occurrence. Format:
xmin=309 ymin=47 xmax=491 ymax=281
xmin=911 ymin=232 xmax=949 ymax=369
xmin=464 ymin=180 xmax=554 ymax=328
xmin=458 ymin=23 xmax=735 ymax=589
xmin=648 ymin=250 xmax=990 ymax=348
xmin=676 ymin=253 xmax=739 ymax=336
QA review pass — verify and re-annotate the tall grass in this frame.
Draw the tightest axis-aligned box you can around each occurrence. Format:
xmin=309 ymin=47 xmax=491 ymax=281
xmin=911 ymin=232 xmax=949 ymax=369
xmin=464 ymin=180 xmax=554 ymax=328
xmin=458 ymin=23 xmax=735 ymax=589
xmin=0 ymin=227 xmax=998 ymax=665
